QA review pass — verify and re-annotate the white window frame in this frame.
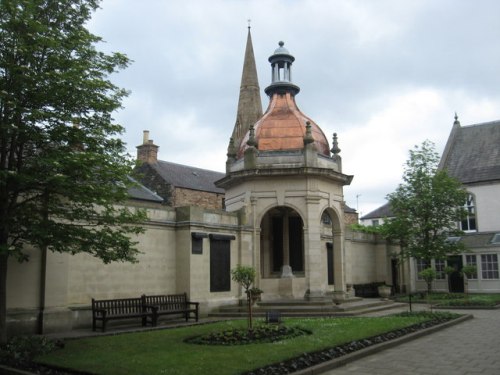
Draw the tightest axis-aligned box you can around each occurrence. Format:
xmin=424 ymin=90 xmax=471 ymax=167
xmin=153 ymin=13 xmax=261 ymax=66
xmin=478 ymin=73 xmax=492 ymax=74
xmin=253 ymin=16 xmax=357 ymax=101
xmin=460 ymin=193 xmax=477 ymax=232
xmin=416 ymin=259 xmax=430 ymax=280
xmin=435 ymin=259 xmax=446 ymax=280
xmin=481 ymin=254 xmax=499 ymax=280
xmin=465 ymin=255 xmax=478 ymax=279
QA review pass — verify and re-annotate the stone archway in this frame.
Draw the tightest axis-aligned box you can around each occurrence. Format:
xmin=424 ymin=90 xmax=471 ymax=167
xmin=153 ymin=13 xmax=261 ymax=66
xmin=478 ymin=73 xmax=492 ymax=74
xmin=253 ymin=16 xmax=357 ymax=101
xmin=260 ymin=206 xmax=304 ymax=279
xmin=320 ymin=207 xmax=346 ymax=295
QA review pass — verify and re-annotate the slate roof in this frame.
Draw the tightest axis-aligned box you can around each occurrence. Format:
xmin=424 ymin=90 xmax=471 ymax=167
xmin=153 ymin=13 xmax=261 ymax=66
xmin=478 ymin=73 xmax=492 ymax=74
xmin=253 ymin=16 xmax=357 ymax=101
xmin=150 ymin=160 xmax=225 ymax=194
xmin=127 ymin=177 xmax=164 ymax=203
xmin=343 ymin=204 xmax=357 ymax=214
xmin=458 ymin=232 xmax=500 ymax=249
xmin=360 ymin=202 xmax=393 ymax=220
xmin=440 ymin=120 xmax=500 ymax=184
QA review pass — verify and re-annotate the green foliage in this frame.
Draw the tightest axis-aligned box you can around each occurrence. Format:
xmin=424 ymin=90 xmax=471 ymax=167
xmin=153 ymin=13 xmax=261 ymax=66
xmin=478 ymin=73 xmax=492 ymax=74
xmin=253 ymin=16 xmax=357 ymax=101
xmin=185 ymin=325 xmax=310 ymax=345
xmin=461 ymin=265 xmax=477 ymax=278
xmin=444 ymin=266 xmax=456 ymax=275
xmin=248 ymin=287 xmax=263 ymax=295
xmin=350 ymin=223 xmax=383 ymax=234
xmin=0 ymin=0 xmax=146 ymax=343
xmin=394 ymin=311 xmax=460 ymax=320
xmin=231 ymin=265 xmax=256 ymax=292
xmin=36 ymin=316 xmax=438 ymax=375
xmin=419 ymin=267 xmax=437 ymax=294
xmin=383 ymin=140 xmax=467 ymax=261
xmin=0 ymin=0 xmax=145 ymax=262
xmin=418 ymin=268 xmax=437 ymax=283
xmin=0 ymin=335 xmax=59 ymax=367
xmin=231 ymin=265 xmax=259 ymax=329
xmin=396 ymin=292 xmax=500 ymax=307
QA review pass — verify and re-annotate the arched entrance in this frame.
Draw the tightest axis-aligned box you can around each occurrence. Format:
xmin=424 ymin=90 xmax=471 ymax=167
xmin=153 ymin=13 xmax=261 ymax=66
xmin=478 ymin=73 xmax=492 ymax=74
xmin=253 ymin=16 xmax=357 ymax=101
xmin=320 ymin=207 xmax=345 ymax=295
xmin=260 ymin=206 xmax=304 ymax=279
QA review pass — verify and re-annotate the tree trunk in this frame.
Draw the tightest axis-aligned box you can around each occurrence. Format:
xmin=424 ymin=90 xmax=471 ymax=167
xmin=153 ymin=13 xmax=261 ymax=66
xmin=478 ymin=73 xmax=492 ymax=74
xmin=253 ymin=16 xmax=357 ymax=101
xmin=247 ymin=292 xmax=253 ymax=330
xmin=0 ymin=252 xmax=8 ymax=344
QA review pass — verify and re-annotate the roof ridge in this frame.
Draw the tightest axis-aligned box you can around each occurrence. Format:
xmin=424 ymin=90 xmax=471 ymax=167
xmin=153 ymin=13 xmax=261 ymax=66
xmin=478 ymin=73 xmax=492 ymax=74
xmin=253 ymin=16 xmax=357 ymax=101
xmin=461 ymin=119 xmax=500 ymax=128
xmin=156 ymin=159 xmax=225 ymax=174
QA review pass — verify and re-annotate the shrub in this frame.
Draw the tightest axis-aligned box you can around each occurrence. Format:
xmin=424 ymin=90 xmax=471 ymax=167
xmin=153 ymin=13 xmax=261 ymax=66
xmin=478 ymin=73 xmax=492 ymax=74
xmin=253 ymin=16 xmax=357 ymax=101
xmin=0 ymin=335 xmax=61 ymax=367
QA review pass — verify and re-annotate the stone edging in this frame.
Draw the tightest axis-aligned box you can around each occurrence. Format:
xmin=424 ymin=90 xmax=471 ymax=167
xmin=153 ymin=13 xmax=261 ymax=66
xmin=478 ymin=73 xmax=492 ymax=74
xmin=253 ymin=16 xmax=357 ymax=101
xmin=291 ymin=314 xmax=473 ymax=375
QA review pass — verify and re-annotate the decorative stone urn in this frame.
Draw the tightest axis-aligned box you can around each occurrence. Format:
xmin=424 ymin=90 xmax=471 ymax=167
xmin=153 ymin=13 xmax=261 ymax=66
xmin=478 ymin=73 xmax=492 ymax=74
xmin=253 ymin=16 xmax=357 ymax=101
xmin=377 ymin=285 xmax=392 ymax=299
xmin=247 ymin=288 xmax=263 ymax=305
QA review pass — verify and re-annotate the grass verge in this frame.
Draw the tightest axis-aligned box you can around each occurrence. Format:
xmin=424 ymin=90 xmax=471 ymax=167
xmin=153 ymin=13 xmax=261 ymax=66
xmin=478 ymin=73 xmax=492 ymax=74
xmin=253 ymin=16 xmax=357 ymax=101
xmin=35 ymin=314 xmax=454 ymax=375
xmin=396 ymin=293 xmax=500 ymax=307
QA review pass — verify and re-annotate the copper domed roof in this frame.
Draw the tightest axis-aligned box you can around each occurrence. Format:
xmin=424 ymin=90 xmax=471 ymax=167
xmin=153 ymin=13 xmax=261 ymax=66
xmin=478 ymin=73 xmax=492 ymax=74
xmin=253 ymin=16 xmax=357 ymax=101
xmin=237 ymin=41 xmax=330 ymax=158
xmin=238 ymin=92 xmax=330 ymax=157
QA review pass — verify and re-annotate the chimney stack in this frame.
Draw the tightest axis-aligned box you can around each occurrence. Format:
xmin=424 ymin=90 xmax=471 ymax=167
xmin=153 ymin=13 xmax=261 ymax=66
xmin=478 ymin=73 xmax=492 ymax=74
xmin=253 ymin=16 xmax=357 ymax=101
xmin=136 ymin=130 xmax=159 ymax=163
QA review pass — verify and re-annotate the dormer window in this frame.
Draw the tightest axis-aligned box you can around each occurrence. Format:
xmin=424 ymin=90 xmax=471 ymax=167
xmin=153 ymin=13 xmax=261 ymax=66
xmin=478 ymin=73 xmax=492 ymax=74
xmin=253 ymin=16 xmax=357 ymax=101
xmin=460 ymin=194 xmax=477 ymax=232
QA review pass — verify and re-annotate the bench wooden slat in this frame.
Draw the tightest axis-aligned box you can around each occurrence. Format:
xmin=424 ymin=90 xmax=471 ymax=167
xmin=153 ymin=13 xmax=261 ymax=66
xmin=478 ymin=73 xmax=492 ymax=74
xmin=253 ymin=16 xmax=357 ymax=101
xmin=92 ymin=293 xmax=199 ymax=332
xmin=142 ymin=293 xmax=199 ymax=323
xmin=91 ymin=297 xmax=155 ymax=332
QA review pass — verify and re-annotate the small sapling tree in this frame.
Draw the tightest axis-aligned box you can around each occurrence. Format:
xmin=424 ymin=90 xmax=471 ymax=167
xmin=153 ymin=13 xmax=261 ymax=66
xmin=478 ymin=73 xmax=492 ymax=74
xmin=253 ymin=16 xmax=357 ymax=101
xmin=461 ymin=265 xmax=477 ymax=301
xmin=231 ymin=265 xmax=259 ymax=330
xmin=419 ymin=267 xmax=437 ymax=295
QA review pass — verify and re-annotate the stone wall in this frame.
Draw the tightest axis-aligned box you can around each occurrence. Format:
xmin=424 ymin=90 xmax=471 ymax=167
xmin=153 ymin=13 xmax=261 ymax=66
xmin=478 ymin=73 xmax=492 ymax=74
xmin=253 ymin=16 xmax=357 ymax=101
xmin=5 ymin=204 xmax=242 ymax=336
xmin=173 ymin=186 xmax=224 ymax=210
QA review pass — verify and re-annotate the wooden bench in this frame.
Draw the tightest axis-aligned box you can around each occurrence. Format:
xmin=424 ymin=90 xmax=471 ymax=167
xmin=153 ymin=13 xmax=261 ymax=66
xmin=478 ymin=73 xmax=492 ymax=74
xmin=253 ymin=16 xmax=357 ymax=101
xmin=142 ymin=293 xmax=199 ymax=325
xmin=91 ymin=297 xmax=157 ymax=332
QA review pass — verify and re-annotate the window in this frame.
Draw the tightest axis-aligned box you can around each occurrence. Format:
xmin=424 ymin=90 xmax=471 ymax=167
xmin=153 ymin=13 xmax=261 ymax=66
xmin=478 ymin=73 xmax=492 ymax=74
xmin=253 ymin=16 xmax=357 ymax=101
xmin=321 ymin=211 xmax=332 ymax=225
xmin=481 ymin=254 xmax=499 ymax=279
xmin=371 ymin=219 xmax=379 ymax=227
xmin=435 ymin=259 xmax=446 ymax=280
xmin=416 ymin=259 xmax=430 ymax=280
xmin=460 ymin=194 xmax=477 ymax=232
xmin=326 ymin=243 xmax=334 ymax=285
xmin=465 ymin=255 xmax=478 ymax=279
xmin=491 ymin=233 xmax=500 ymax=245
xmin=191 ymin=232 xmax=207 ymax=254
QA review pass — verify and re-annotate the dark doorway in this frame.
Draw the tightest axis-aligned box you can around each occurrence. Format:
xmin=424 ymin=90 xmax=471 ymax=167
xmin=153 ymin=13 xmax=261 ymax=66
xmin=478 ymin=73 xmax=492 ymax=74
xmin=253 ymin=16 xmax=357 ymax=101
xmin=447 ymin=256 xmax=464 ymax=293
xmin=327 ymin=243 xmax=334 ymax=285
xmin=289 ymin=216 xmax=303 ymax=272
xmin=391 ymin=259 xmax=400 ymax=293
xmin=261 ymin=207 xmax=304 ymax=278
xmin=272 ymin=217 xmax=284 ymax=272
xmin=210 ymin=238 xmax=231 ymax=292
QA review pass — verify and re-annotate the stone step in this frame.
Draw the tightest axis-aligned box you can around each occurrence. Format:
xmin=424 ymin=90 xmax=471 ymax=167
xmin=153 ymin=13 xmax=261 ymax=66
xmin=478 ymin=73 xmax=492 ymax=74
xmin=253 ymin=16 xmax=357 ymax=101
xmin=209 ymin=299 xmax=404 ymax=318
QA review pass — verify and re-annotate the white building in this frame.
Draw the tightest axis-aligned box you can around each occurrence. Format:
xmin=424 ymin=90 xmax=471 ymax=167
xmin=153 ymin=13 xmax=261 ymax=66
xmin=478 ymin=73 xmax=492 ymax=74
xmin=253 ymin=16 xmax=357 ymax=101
xmin=361 ymin=117 xmax=500 ymax=293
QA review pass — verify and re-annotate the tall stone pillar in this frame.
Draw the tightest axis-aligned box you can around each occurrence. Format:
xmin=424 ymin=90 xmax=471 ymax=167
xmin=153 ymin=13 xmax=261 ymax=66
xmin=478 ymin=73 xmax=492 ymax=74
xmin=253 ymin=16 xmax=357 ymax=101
xmin=333 ymin=229 xmax=346 ymax=295
xmin=304 ymin=195 xmax=325 ymax=299
xmin=280 ymin=212 xmax=294 ymax=278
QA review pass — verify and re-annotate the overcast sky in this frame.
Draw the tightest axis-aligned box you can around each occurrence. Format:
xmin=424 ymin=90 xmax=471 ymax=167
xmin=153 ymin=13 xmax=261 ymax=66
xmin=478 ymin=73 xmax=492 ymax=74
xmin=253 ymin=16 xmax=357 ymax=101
xmin=88 ymin=0 xmax=500 ymax=217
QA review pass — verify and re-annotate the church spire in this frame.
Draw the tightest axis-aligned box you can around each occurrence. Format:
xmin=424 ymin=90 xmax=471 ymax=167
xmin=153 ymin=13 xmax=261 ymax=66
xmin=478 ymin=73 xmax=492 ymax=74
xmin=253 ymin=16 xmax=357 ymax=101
xmin=230 ymin=26 xmax=263 ymax=150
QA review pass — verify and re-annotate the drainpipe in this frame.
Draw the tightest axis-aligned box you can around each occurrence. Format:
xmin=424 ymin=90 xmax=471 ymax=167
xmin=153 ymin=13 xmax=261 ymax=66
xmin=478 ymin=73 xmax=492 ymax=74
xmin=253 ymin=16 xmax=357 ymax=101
xmin=37 ymin=190 xmax=49 ymax=335
xmin=38 ymin=245 xmax=47 ymax=335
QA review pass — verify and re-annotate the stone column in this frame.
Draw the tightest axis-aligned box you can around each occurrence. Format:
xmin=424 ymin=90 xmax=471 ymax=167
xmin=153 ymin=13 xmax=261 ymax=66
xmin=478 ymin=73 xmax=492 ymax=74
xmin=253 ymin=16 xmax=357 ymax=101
xmin=333 ymin=229 xmax=346 ymax=296
xmin=304 ymin=195 xmax=325 ymax=299
xmin=280 ymin=212 xmax=294 ymax=278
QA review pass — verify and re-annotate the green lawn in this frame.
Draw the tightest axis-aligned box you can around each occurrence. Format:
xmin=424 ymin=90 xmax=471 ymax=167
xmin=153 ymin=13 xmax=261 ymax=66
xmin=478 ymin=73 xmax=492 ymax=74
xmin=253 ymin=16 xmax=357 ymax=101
xmin=396 ymin=293 xmax=500 ymax=307
xmin=37 ymin=315 xmax=441 ymax=375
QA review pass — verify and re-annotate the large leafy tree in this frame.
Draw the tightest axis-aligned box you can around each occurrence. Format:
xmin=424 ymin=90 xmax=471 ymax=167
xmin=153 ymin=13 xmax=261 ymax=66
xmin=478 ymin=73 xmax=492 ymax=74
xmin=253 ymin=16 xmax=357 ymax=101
xmin=383 ymin=140 xmax=467 ymax=264
xmin=0 ymin=0 xmax=146 ymax=343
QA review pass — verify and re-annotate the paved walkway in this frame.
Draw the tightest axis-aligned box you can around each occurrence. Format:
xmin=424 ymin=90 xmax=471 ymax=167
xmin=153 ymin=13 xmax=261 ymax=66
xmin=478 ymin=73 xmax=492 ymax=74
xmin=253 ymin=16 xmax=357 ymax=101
xmin=322 ymin=308 xmax=500 ymax=375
